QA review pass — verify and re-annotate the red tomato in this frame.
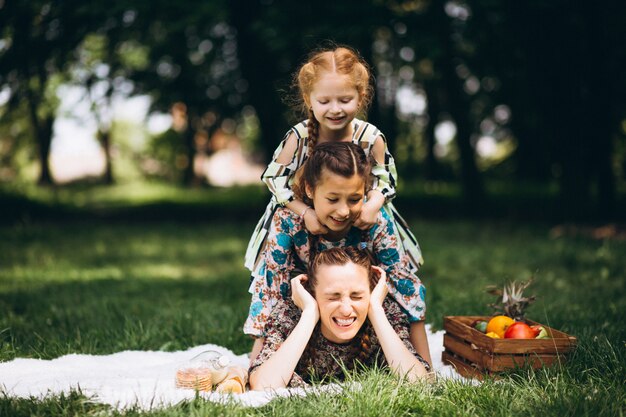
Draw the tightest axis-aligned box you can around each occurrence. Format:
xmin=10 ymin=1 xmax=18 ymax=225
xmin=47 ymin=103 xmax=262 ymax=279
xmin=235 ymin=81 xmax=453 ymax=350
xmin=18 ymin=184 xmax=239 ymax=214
xmin=504 ymin=322 xmax=536 ymax=339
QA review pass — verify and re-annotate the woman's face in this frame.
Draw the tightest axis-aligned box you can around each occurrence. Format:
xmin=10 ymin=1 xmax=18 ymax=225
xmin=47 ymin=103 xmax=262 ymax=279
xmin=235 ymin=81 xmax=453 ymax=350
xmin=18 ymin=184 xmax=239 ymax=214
xmin=306 ymin=169 xmax=365 ymax=239
xmin=313 ymin=262 xmax=371 ymax=343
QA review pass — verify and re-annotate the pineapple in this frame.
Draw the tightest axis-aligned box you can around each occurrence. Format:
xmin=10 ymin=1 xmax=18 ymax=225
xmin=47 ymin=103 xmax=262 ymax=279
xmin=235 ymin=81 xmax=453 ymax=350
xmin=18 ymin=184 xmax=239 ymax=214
xmin=486 ymin=279 xmax=536 ymax=321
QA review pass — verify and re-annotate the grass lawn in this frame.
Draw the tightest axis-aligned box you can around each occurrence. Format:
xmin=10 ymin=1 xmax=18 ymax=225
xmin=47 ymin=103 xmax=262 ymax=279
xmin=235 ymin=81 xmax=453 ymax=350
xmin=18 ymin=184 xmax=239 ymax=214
xmin=1 ymin=214 xmax=625 ymax=416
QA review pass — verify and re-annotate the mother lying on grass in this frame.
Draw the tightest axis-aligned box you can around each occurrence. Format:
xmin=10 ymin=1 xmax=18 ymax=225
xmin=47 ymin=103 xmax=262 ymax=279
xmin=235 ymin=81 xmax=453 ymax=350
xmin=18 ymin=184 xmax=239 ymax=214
xmin=249 ymin=247 xmax=430 ymax=390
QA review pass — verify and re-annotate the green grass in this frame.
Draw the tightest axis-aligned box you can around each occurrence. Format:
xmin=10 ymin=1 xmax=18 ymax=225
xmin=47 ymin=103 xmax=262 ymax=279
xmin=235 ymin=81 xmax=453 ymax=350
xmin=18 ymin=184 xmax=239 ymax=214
xmin=4 ymin=178 xmax=626 ymax=225
xmin=1 ymin=216 xmax=625 ymax=416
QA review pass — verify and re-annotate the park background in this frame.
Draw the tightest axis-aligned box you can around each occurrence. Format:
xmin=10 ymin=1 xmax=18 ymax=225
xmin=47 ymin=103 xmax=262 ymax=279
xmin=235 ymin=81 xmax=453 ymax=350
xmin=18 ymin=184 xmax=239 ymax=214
xmin=1 ymin=1 xmax=625 ymax=416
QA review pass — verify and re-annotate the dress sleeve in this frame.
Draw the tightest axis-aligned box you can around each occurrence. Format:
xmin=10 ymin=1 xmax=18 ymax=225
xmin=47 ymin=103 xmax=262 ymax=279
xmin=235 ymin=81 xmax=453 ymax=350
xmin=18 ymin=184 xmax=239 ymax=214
xmin=261 ymin=130 xmax=305 ymax=206
xmin=370 ymin=212 xmax=426 ymax=322
xmin=369 ymin=134 xmax=398 ymax=202
xmin=245 ymin=208 xmax=300 ymax=337
xmin=249 ymin=301 xmax=309 ymax=388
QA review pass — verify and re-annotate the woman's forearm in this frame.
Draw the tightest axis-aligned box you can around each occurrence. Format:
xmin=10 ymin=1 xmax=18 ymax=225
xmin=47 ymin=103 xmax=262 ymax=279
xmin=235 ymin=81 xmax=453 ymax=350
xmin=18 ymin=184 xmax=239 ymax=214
xmin=249 ymin=337 xmax=265 ymax=366
xmin=368 ymin=306 xmax=428 ymax=381
xmin=249 ymin=309 xmax=318 ymax=390
xmin=410 ymin=321 xmax=432 ymax=368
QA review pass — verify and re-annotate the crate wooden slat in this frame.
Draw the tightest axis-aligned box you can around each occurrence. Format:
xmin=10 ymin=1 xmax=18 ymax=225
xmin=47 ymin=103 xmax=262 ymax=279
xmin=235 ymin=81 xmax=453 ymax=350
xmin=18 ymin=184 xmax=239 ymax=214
xmin=442 ymin=316 xmax=577 ymax=378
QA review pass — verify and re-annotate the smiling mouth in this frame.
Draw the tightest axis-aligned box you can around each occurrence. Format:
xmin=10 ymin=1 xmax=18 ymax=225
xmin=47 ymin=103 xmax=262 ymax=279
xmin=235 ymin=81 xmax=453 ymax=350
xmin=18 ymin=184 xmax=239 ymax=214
xmin=333 ymin=317 xmax=356 ymax=327
xmin=330 ymin=216 xmax=349 ymax=224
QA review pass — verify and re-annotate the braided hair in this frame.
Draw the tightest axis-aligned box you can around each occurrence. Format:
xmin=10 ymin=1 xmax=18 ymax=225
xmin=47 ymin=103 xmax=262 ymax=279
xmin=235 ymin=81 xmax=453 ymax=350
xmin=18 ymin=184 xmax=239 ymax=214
xmin=307 ymin=109 xmax=320 ymax=152
xmin=294 ymin=45 xmax=375 ymax=155
xmin=292 ymin=141 xmax=372 ymax=215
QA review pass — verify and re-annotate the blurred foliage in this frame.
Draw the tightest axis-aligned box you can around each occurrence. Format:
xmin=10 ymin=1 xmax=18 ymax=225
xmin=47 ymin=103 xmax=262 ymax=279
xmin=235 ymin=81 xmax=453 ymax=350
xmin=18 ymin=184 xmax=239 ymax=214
xmin=0 ymin=0 xmax=625 ymax=220
xmin=145 ymin=128 xmax=187 ymax=182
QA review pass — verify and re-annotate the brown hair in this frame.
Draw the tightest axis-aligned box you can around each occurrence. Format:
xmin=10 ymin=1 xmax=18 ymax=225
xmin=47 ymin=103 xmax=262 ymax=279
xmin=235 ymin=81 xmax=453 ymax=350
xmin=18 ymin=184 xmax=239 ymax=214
xmin=307 ymin=247 xmax=377 ymax=293
xmin=294 ymin=46 xmax=374 ymax=153
xmin=293 ymin=141 xmax=371 ymax=207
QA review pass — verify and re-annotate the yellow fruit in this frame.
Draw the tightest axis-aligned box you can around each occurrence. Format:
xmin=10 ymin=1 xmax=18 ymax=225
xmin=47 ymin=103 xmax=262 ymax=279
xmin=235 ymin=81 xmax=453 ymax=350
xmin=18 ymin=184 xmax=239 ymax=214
xmin=486 ymin=315 xmax=515 ymax=338
xmin=485 ymin=331 xmax=501 ymax=339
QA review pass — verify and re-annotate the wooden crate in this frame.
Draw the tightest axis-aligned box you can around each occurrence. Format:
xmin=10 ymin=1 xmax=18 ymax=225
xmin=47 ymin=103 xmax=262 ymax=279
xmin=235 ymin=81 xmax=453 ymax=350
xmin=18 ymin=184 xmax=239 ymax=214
xmin=442 ymin=316 xmax=577 ymax=379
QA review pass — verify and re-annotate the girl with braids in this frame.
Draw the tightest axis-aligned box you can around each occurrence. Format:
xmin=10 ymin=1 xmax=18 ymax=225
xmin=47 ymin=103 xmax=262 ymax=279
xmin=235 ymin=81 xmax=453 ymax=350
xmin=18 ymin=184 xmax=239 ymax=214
xmin=245 ymin=142 xmax=431 ymax=368
xmin=249 ymin=247 xmax=430 ymax=390
xmin=244 ymin=45 xmax=423 ymax=279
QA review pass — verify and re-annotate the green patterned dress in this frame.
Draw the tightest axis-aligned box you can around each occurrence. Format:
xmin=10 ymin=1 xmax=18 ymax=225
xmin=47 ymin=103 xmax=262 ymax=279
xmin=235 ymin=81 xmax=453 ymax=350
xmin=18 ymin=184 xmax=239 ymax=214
xmin=244 ymin=118 xmax=423 ymax=274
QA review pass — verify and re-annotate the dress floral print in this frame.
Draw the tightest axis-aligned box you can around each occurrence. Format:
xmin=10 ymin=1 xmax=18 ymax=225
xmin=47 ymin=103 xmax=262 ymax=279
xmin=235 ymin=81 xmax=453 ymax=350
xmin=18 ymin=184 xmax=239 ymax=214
xmin=244 ymin=207 xmax=426 ymax=337
xmin=243 ymin=118 xmax=423 ymax=274
xmin=249 ymin=298 xmax=430 ymax=388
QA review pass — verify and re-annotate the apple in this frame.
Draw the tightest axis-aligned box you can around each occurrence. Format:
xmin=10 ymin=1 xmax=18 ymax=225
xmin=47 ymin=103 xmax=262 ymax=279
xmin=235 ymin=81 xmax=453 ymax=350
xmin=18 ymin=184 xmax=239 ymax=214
xmin=504 ymin=322 xmax=536 ymax=339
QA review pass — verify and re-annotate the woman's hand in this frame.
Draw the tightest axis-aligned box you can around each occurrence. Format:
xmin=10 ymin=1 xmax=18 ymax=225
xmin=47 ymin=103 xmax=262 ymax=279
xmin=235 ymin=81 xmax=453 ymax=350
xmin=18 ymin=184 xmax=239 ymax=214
xmin=369 ymin=266 xmax=388 ymax=312
xmin=291 ymin=275 xmax=320 ymax=322
xmin=303 ymin=209 xmax=329 ymax=235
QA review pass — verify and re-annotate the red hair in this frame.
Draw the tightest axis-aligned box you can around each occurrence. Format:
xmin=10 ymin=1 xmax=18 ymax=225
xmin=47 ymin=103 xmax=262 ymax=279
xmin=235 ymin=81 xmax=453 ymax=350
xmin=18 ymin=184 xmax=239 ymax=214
xmin=293 ymin=46 xmax=374 ymax=152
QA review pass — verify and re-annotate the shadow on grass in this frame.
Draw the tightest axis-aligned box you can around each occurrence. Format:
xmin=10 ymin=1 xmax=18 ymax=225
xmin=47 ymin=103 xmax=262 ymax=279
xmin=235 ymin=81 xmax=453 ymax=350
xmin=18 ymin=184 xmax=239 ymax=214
xmin=0 ymin=275 xmax=254 ymax=361
xmin=3 ymin=180 xmax=625 ymax=226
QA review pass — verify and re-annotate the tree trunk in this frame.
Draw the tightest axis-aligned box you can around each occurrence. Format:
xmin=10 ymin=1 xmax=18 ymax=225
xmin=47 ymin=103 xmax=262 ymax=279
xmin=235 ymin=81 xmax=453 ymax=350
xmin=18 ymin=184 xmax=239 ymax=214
xmin=424 ymin=82 xmax=442 ymax=180
xmin=433 ymin=0 xmax=484 ymax=210
xmin=37 ymin=115 xmax=55 ymax=186
xmin=182 ymin=109 xmax=199 ymax=186
xmin=229 ymin=0 xmax=288 ymax=161
xmin=98 ymin=129 xmax=114 ymax=185
xmin=25 ymin=88 xmax=54 ymax=186
xmin=583 ymin=3 xmax=615 ymax=220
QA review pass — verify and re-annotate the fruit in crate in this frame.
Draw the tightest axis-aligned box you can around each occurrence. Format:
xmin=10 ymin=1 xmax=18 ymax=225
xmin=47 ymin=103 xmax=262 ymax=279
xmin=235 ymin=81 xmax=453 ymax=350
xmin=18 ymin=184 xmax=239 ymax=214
xmin=532 ymin=325 xmax=549 ymax=339
xmin=473 ymin=320 xmax=488 ymax=333
xmin=504 ymin=322 xmax=536 ymax=339
xmin=486 ymin=315 xmax=515 ymax=338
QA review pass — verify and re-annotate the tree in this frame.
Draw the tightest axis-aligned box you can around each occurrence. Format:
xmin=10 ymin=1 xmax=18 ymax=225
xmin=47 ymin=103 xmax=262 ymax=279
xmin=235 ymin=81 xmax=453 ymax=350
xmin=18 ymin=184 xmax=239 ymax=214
xmin=0 ymin=1 xmax=95 ymax=185
xmin=229 ymin=0 xmax=393 ymax=159
xmin=401 ymin=0 xmax=485 ymax=207
xmin=68 ymin=4 xmax=151 ymax=185
xmin=126 ymin=0 xmax=243 ymax=186
xmin=470 ymin=0 xmax=626 ymax=219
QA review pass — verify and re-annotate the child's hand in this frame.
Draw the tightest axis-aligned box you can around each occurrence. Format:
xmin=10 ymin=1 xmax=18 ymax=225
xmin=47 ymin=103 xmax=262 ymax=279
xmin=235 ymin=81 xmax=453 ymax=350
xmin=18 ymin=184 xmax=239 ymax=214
xmin=354 ymin=199 xmax=379 ymax=230
xmin=368 ymin=266 xmax=388 ymax=311
xmin=303 ymin=208 xmax=329 ymax=235
xmin=291 ymin=274 xmax=319 ymax=320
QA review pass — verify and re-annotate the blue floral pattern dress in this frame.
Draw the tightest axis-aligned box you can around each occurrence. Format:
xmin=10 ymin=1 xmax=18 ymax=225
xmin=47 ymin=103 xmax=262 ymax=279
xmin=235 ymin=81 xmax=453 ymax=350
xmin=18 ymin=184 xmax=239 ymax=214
xmin=244 ymin=207 xmax=426 ymax=337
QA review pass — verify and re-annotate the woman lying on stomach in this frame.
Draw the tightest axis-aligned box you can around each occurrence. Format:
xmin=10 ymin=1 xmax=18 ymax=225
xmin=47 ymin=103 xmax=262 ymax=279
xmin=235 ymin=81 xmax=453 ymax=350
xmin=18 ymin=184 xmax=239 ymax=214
xmin=249 ymin=247 xmax=430 ymax=390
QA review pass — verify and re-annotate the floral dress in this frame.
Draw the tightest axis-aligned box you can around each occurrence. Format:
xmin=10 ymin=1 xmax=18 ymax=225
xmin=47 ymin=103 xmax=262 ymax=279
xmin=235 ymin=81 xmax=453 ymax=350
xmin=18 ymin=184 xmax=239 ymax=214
xmin=243 ymin=118 xmax=423 ymax=274
xmin=244 ymin=207 xmax=426 ymax=337
xmin=249 ymin=297 xmax=431 ymax=388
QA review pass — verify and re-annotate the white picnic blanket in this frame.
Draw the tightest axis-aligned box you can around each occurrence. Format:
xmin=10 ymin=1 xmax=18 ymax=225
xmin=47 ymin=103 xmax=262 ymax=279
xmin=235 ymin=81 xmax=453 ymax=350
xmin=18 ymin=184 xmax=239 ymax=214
xmin=0 ymin=325 xmax=467 ymax=410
